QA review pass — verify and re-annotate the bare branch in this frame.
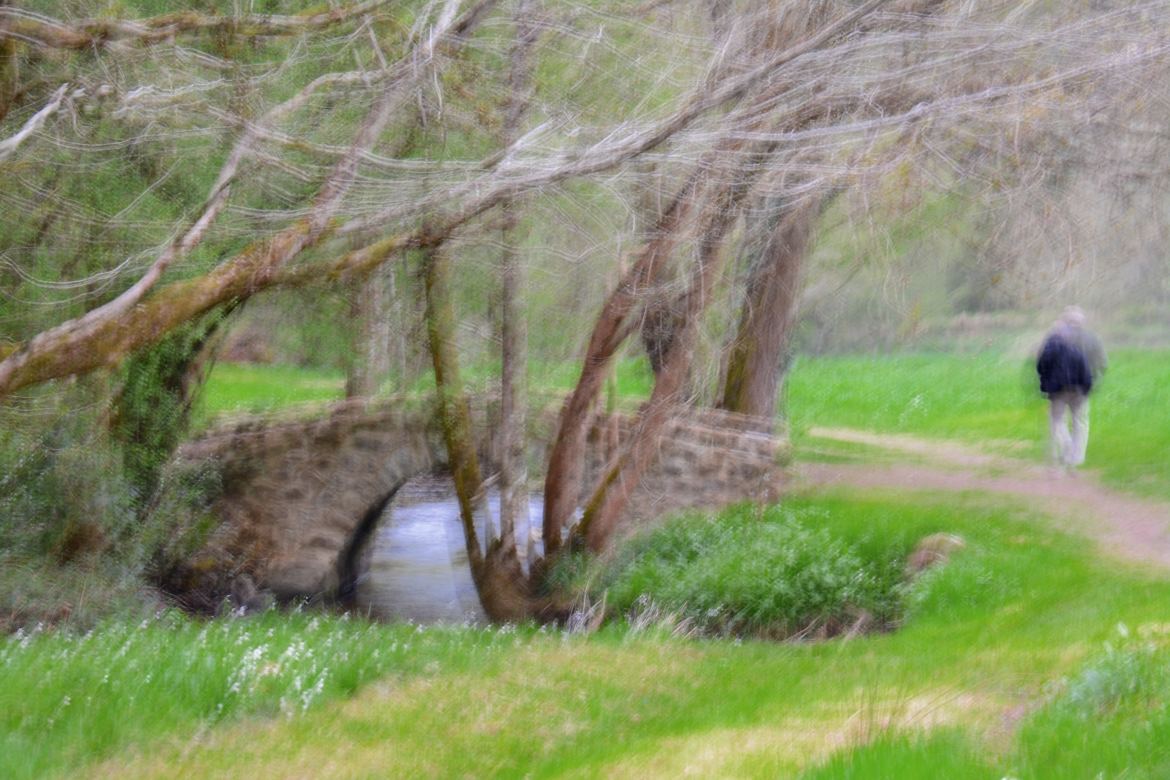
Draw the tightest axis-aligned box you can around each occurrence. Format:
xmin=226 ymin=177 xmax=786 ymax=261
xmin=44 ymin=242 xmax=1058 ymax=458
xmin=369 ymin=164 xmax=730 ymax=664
xmin=0 ymin=0 xmax=394 ymax=50
xmin=337 ymin=0 xmax=893 ymax=241
xmin=0 ymin=0 xmax=499 ymax=398
xmin=0 ymin=83 xmax=67 ymax=162
xmin=2 ymin=0 xmax=1168 ymax=407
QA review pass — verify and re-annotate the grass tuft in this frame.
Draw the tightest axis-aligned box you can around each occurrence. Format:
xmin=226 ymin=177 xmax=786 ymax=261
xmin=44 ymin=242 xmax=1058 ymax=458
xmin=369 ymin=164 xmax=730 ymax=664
xmin=798 ymin=729 xmax=995 ymax=779
xmin=1011 ymin=639 xmax=1170 ymax=778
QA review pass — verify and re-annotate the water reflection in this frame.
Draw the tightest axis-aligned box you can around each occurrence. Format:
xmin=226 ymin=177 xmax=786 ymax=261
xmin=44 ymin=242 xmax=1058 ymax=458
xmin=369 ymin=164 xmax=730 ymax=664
xmin=355 ymin=476 xmax=544 ymax=624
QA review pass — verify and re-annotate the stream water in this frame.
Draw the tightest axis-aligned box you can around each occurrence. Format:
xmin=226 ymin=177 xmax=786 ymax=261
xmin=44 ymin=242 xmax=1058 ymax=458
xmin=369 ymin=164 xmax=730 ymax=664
xmin=353 ymin=476 xmax=545 ymax=624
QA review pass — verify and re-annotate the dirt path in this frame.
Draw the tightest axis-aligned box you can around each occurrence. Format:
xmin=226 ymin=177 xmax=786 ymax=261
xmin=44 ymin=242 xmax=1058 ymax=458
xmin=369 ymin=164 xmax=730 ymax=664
xmin=796 ymin=427 xmax=1170 ymax=570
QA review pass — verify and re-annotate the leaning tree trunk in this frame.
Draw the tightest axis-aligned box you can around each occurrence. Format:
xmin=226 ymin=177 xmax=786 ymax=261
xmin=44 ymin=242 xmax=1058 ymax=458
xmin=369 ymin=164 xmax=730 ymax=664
xmin=541 ymin=130 xmax=781 ymax=555
xmin=542 ymin=84 xmax=841 ymax=553
xmin=577 ymin=148 xmax=770 ymax=552
xmin=540 ymin=170 xmax=703 ymax=556
xmin=719 ymin=198 xmax=819 ymax=421
xmin=0 ymin=0 xmax=499 ymax=399
xmin=422 ymin=246 xmax=532 ymax=622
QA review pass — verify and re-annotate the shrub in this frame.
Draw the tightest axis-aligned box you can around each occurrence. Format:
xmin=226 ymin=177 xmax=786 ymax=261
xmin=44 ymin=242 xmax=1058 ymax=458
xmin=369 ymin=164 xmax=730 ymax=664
xmin=0 ymin=326 xmax=227 ymax=631
xmin=560 ymin=504 xmax=907 ymax=638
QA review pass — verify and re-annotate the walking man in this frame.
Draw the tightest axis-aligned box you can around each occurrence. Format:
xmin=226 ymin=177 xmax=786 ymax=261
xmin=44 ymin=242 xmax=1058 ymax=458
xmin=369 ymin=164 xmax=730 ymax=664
xmin=1036 ymin=306 xmax=1106 ymax=468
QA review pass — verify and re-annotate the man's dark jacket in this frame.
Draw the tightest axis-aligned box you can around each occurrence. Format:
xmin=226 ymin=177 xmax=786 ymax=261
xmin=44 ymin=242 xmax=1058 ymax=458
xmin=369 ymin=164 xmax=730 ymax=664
xmin=1037 ymin=333 xmax=1093 ymax=396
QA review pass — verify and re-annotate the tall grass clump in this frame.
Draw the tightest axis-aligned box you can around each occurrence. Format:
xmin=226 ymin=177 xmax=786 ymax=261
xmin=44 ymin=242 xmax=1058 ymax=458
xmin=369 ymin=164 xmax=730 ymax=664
xmin=799 ymin=729 xmax=994 ymax=779
xmin=1010 ymin=637 xmax=1170 ymax=778
xmin=560 ymin=504 xmax=908 ymax=639
xmin=0 ymin=611 xmax=525 ymax=779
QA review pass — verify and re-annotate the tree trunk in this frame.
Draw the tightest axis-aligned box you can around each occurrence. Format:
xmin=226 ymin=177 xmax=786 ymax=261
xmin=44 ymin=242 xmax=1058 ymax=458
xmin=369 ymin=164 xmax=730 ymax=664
xmin=633 ymin=162 xmax=683 ymax=377
xmin=540 ymin=170 xmax=702 ymax=556
xmin=371 ymin=265 xmax=392 ymax=384
xmin=346 ymin=115 xmax=422 ymax=400
xmin=345 ymin=275 xmax=373 ymax=399
xmin=719 ymin=198 xmax=819 ymax=420
xmin=422 ymin=246 xmax=487 ymax=573
xmin=577 ymin=158 xmax=764 ymax=552
xmin=345 ymin=269 xmax=391 ymax=399
xmin=640 ymin=284 xmax=685 ymax=377
xmin=498 ymin=202 xmax=527 ymax=557
xmin=422 ymin=247 xmax=531 ymax=621
xmin=497 ymin=0 xmax=537 ymax=561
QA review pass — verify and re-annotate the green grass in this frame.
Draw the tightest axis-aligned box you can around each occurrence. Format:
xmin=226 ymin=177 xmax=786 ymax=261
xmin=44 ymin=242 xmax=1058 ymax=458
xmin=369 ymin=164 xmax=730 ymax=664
xmin=199 ymin=348 xmax=1170 ymax=497
xmin=196 ymin=356 xmax=655 ymax=425
xmin=803 ymin=638 xmax=1170 ymax=779
xmin=1010 ymin=641 xmax=1170 ymax=778
xmin=787 ymin=348 xmax=1170 ymax=498
xmin=9 ymin=491 xmax=1170 ymax=777
xmin=196 ymin=362 xmax=345 ymax=422
xmin=800 ymin=730 xmax=995 ymax=779
xmin=787 ymin=352 xmax=1042 ymax=442
xmin=0 ymin=611 xmax=530 ymax=780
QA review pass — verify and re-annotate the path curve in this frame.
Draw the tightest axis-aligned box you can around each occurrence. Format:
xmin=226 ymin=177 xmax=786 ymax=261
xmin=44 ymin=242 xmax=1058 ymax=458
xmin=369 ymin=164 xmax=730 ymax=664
xmin=795 ymin=428 xmax=1170 ymax=570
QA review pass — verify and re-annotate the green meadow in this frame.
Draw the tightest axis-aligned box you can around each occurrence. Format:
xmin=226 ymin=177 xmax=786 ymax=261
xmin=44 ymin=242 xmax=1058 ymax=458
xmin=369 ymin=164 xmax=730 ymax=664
xmin=10 ymin=350 xmax=1158 ymax=777
xmin=785 ymin=349 xmax=1170 ymax=498
xmin=7 ymin=0 xmax=1170 ymax=775
xmin=199 ymin=348 xmax=1170 ymax=497
xmin=196 ymin=357 xmax=657 ymax=422
xmin=5 ymin=492 xmax=1170 ymax=778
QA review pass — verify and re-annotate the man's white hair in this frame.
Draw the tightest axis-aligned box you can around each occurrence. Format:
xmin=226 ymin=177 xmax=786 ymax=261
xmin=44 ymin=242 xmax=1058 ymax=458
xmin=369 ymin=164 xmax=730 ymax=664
xmin=1060 ymin=305 xmax=1086 ymax=327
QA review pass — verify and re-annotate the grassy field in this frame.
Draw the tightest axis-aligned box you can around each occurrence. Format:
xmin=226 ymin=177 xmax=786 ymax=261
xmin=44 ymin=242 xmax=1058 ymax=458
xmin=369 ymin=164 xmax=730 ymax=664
xmin=786 ymin=348 xmax=1170 ymax=498
xmin=6 ymin=492 xmax=1170 ymax=777
xmin=80 ymin=349 xmax=1169 ymax=776
xmin=1 ymin=612 xmax=531 ymax=779
xmin=196 ymin=363 xmax=347 ymax=422
xmin=199 ymin=348 xmax=1170 ymax=497
xmin=195 ymin=357 xmax=657 ymax=424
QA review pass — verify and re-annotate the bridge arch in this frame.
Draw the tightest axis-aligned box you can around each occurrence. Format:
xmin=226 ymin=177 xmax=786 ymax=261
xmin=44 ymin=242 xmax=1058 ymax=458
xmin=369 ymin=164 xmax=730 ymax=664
xmin=168 ymin=400 xmax=456 ymax=610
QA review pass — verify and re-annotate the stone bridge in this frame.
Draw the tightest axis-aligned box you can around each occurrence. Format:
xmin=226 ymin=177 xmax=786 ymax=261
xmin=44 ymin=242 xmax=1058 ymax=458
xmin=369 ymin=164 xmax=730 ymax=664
xmin=166 ymin=396 xmax=787 ymax=610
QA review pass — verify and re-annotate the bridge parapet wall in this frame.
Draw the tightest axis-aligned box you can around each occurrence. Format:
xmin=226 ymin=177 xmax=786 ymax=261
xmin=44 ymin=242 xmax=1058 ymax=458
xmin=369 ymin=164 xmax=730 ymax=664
xmin=579 ymin=406 xmax=786 ymax=526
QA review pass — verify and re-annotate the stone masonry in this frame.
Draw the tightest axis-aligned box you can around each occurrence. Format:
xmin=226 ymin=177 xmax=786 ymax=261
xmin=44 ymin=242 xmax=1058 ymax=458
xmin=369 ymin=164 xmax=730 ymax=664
xmin=167 ymin=396 xmax=787 ymax=609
